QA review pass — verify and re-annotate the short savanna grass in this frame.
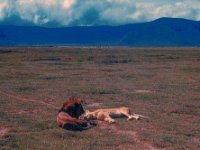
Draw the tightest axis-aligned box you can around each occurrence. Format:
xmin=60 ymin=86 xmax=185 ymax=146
xmin=0 ymin=47 xmax=199 ymax=150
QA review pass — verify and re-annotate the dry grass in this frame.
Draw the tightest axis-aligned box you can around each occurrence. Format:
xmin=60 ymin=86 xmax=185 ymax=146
xmin=0 ymin=47 xmax=200 ymax=150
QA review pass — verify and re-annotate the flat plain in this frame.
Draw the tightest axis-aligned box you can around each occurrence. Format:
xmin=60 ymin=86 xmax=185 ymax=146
xmin=0 ymin=47 xmax=200 ymax=150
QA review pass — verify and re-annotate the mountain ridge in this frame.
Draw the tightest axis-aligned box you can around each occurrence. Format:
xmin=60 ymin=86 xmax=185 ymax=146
xmin=0 ymin=17 xmax=200 ymax=46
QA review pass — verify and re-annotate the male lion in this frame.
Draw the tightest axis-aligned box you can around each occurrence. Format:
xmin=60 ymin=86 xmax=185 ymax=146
xmin=57 ymin=97 xmax=96 ymax=131
xmin=80 ymin=107 xmax=144 ymax=124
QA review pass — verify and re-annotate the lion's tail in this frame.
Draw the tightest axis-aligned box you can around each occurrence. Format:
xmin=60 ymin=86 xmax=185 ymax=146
xmin=132 ymin=113 xmax=149 ymax=119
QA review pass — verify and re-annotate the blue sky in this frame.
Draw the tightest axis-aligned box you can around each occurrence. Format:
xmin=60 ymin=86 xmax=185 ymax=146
xmin=0 ymin=0 xmax=200 ymax=27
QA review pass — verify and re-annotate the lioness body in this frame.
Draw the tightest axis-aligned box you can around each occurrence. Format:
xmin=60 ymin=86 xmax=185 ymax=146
xmin=80 ymin=107 xmax=140 ymax=124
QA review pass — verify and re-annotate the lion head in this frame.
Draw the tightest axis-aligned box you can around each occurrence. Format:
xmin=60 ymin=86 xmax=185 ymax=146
xmin=58 ymin=97 xmax=85 ymax=119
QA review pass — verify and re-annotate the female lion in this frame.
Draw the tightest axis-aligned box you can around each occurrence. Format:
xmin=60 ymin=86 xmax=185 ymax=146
xmin=80 ymin=107 xmax=145 ymax=124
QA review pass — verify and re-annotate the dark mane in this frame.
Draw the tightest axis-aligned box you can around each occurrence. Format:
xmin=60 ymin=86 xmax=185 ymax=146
xmin=58 ymin=97 xmax=84 ymax=118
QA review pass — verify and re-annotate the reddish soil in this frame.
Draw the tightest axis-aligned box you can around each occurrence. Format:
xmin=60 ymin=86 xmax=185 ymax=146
xmin=17 ymin=109 xmax=42 ymax=115
xmin=0 ymin=127 xmax=10 ymax=140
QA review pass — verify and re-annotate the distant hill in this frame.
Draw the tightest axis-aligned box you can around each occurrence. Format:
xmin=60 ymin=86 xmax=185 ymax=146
xmin=0 ymin=17 xmax=200 ymax=46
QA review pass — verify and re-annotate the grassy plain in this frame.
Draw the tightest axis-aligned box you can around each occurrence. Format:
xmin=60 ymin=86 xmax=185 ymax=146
xmin=0 ymin=47 xmax=200 ymax=150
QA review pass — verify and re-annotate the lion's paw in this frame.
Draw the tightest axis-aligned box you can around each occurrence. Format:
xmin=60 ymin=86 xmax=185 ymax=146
xmin=127 ymin=116 xmax=134 ymax=120
xmin=109 ymin=119 xmax=115 ymax=124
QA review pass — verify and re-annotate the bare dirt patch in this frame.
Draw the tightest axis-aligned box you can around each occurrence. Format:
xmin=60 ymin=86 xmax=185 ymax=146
xmin=0 ymin=127 xmax=10 ymax=140
xmin=17 ymin=109 xmax=42 ymax=115
xmin=134 ymin=90 xmax=154 ymax=93
xmin=87 ymin=102 xmax=103 ymax=107
xmin=122 ymin=89 xmax=154 ymax=94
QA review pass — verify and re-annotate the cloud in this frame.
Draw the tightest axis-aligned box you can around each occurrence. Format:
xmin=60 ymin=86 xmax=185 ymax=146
xmin=0 ymin=0 xmax=9 ymax=20
xmin=0 ymin=0 xmax=200 ymax=27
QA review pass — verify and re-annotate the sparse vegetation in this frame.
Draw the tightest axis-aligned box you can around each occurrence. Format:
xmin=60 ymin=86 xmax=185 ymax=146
xmin=0 ymin=47 xmax=200 ymax=150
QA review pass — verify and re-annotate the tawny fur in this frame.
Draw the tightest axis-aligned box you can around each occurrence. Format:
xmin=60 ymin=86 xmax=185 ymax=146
xmin=80 ymin=107 xmax=144 ymax=124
